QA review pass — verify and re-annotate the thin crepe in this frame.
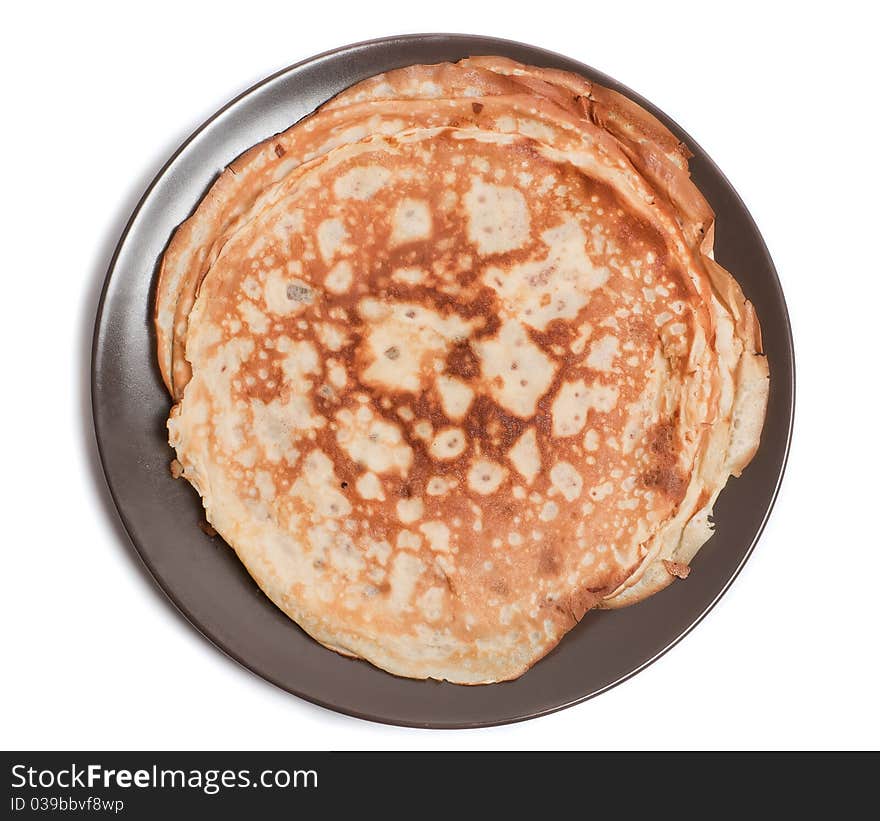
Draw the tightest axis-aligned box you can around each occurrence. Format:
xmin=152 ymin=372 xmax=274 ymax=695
xmin=158 ymin=59 xmax=768 ymax=682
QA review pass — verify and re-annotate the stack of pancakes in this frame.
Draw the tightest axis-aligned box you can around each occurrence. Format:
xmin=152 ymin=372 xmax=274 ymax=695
xmin=156 ymin=58 xmax=768 ymax=683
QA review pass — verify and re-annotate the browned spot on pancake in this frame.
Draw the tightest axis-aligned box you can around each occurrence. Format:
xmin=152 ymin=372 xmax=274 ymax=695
xmin=439 ymin=572 xmax=457 ymax=596
xmin=471 ymin=102 xmax=484 ymax=114
xmin=507 ymin=136 xmax=550 ymax=167
xmin=530 ymin=316 xmax=577 ymax=352
xmin=274 ymin=143 xmax=286 ymax=158
xmin=663 ymin=560 xmax=691 ymax=579
xmin=622 ymin=314 xmax=655 ymax=346
xmin=639 ymin=417 xmax=687 ymax=500
xmin=650 ymin=420 xmax=676 ymax=457
xmin=642 ymin=465 xmax=686 ymax=499
xmin=462 ymin=397 xmax=529 ymax=454
xmin=538 ymin=548 xmax=561 ymax=576
xmin=488 ymin=577 xmax=509 ymax=595
xmin=313 ymin=386 xmax=341 ymax=413
xmin=445 ymin=340 xmax=480 ymax=379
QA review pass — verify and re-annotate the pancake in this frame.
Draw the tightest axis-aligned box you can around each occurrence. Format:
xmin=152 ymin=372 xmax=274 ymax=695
xmin=158 ymin=59 xmax=769 ymax=683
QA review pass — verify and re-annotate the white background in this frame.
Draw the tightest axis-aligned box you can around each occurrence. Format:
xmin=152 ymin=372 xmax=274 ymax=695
xmin=3 ymin=1 xmax=878 ymax=751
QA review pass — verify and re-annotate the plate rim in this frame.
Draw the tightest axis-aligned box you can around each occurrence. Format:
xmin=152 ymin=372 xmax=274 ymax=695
xmin=91 ymin=32 xmax=796 ymax=729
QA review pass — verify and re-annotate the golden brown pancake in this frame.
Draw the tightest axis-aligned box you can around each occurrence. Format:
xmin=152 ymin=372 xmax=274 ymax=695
xmin=158 ymin=59 xmax=768 ymax=683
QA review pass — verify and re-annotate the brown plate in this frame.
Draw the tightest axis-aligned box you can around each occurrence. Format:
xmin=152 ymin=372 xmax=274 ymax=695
xmin=91 ymin=34 xmax=794 ymax=728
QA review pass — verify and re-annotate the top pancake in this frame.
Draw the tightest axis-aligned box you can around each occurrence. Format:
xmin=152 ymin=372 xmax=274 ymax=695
xmin=159 ymin=59 xmax=768 ymax=683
